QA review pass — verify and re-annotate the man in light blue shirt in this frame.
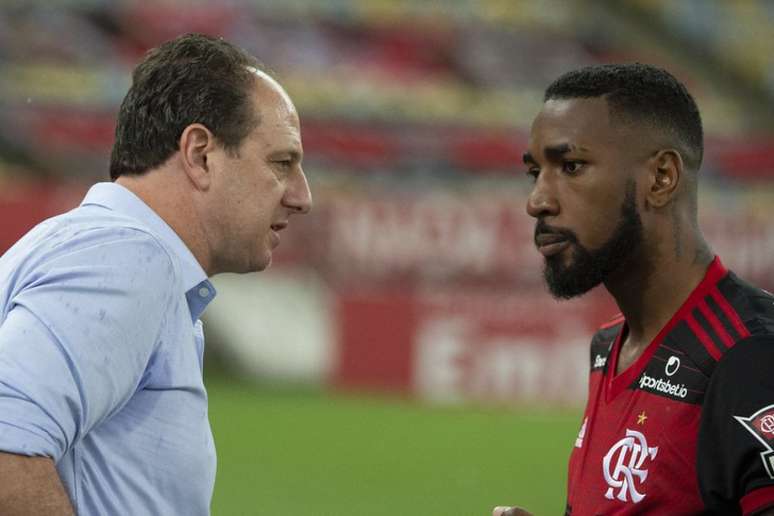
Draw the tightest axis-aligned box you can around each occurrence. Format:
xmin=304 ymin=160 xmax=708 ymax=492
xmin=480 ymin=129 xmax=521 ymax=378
xmin=0 ymin=33 xmax=312 ymax=515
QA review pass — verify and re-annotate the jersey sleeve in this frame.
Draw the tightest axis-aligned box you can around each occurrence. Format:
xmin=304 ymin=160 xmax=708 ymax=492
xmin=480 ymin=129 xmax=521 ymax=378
xmin=698 ymin=335 xmax=774 ymax=515
xmin=0 ymin=228 xmax=177 ymax=462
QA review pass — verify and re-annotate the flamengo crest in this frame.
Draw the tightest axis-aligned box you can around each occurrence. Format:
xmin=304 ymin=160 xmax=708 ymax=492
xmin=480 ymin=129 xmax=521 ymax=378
xmin=735 ymin=404 xmax=774 ymax=479
xmin=602 ymin=429 xmax=658 ymax=503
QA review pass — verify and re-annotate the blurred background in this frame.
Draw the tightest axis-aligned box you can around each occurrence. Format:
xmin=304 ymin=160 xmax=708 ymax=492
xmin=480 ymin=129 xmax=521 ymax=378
xmin=1 ymin=0 xmax=773 ymax=514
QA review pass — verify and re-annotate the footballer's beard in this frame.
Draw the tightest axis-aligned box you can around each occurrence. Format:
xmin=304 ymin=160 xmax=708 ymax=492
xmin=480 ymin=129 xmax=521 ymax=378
xmin=540 ymin=181 xmax=644 ymax=299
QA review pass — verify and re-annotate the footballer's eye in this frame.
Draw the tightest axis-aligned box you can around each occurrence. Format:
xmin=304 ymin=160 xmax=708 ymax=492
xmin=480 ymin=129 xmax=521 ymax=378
xmin=562 ymin=160 xmax=585 ymax=175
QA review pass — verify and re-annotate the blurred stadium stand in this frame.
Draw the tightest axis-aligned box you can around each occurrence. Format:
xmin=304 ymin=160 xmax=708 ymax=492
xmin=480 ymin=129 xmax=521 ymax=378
xmin=1 ymin=0 xmax=773 ymax=406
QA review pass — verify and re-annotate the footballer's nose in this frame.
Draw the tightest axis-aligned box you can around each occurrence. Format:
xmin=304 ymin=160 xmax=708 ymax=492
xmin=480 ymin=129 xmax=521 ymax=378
xmin=526 ymin=174 xmax=559 ymax=219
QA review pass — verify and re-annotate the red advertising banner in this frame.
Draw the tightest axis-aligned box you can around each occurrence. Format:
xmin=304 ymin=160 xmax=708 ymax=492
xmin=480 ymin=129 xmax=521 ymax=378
xmin=324 ymin=183 xmax=774 ymax=405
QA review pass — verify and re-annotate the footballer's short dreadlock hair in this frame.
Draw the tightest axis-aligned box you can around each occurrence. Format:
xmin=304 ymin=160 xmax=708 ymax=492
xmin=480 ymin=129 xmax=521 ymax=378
xmin=544 ymin=63 xmax=704 ymax=172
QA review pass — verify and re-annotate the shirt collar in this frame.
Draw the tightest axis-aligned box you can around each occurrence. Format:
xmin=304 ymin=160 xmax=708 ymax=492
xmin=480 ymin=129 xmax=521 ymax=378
xmin=80 ymin=182 xmax=216 ymax=319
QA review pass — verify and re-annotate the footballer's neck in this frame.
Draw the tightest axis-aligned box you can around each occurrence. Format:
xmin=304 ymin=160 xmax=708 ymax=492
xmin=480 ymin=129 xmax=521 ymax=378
xmin=607 ymin=233 xmax=713 ymax=375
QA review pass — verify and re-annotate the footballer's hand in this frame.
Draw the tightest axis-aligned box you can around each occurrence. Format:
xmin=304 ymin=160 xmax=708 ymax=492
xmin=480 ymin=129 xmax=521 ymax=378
xmin=492 ymin=506 xmax=533 ymax=516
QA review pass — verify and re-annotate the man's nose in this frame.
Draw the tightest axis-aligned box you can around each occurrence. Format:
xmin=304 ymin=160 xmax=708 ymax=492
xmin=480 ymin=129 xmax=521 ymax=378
xmin=526 ymin=174 xmax=559 ymax=219
xmin=286 ymin=167 xmax=312 ymax=215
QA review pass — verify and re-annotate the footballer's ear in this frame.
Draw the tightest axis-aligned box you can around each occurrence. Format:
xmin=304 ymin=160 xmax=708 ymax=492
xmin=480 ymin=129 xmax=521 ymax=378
xmin=179 ymin=123 xmax=216 ymax=191
xmin=645 ymin=149 xmax=682 ymax=209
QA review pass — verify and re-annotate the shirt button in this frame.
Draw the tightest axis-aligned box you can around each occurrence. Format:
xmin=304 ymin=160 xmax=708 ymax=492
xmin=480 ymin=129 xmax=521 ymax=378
xmin=198 ymin=287 xmax=210 ymax=298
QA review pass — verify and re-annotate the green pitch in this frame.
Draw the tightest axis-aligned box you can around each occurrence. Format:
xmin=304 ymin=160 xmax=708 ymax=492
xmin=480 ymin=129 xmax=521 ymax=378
xmin=207 ymin=375 xmax=581 ymax=516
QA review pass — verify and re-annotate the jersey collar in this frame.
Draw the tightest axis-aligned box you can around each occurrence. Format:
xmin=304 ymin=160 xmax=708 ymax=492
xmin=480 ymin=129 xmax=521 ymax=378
xmin=606 ymin=256 xmax=727 ymax=401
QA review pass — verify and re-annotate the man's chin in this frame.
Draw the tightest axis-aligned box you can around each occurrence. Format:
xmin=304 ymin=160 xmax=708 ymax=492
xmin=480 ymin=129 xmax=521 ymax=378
xmin=253 ymin=252 xmax=272 ymax=272
xmin=543 ymin=264 xmax=601 ymax=300
xmin=231 ymin=251 xmax=271 ymax=274
xmin=547 ymin=283 xmax=598 ymax=300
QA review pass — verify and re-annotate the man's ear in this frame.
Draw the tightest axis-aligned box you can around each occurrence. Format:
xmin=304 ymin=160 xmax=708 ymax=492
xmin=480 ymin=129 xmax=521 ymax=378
xmin=646 ymin=149 xmax=682 ymax=208
xmin=180 ymin=123 xmax=216 ymax=191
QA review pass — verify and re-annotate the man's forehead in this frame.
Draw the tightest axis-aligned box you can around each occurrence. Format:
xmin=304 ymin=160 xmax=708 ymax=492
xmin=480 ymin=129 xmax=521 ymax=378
xmin=536 ymin=97 xmax=610 ymax=128
xmin=530 ymin=97 xmax=634 ymax=147
xmin=247 ymin=67 xmax=296 ymax=113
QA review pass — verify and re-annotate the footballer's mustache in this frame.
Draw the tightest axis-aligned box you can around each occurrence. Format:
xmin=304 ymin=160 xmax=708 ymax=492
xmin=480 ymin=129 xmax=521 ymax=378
xmin=533 ymin=219 xmax=579 ymax=247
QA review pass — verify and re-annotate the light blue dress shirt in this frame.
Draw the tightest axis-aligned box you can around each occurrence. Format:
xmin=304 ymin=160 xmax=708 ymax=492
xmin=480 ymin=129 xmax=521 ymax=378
xmin=0 ymin=182 xmax=217 ymax=515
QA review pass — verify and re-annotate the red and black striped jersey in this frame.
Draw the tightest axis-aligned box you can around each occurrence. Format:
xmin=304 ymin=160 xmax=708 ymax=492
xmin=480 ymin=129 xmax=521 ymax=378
xmin=566 ymin=257 xmax=774 ymax=515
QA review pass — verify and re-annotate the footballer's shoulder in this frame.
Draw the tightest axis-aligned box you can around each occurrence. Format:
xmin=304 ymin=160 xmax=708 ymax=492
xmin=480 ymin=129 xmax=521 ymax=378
xmin=716 ymin=271 xmax=774 ymax=337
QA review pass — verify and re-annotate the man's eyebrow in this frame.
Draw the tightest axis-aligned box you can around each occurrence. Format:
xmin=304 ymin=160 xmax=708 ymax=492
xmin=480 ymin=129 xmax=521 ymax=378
xmin=544 ymin=143 xmax=573 ymax=161
xmin=523 ymin=143 xmax=588 ymax=165
xmin=270 ymin=149 xmax=302 ymax=160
